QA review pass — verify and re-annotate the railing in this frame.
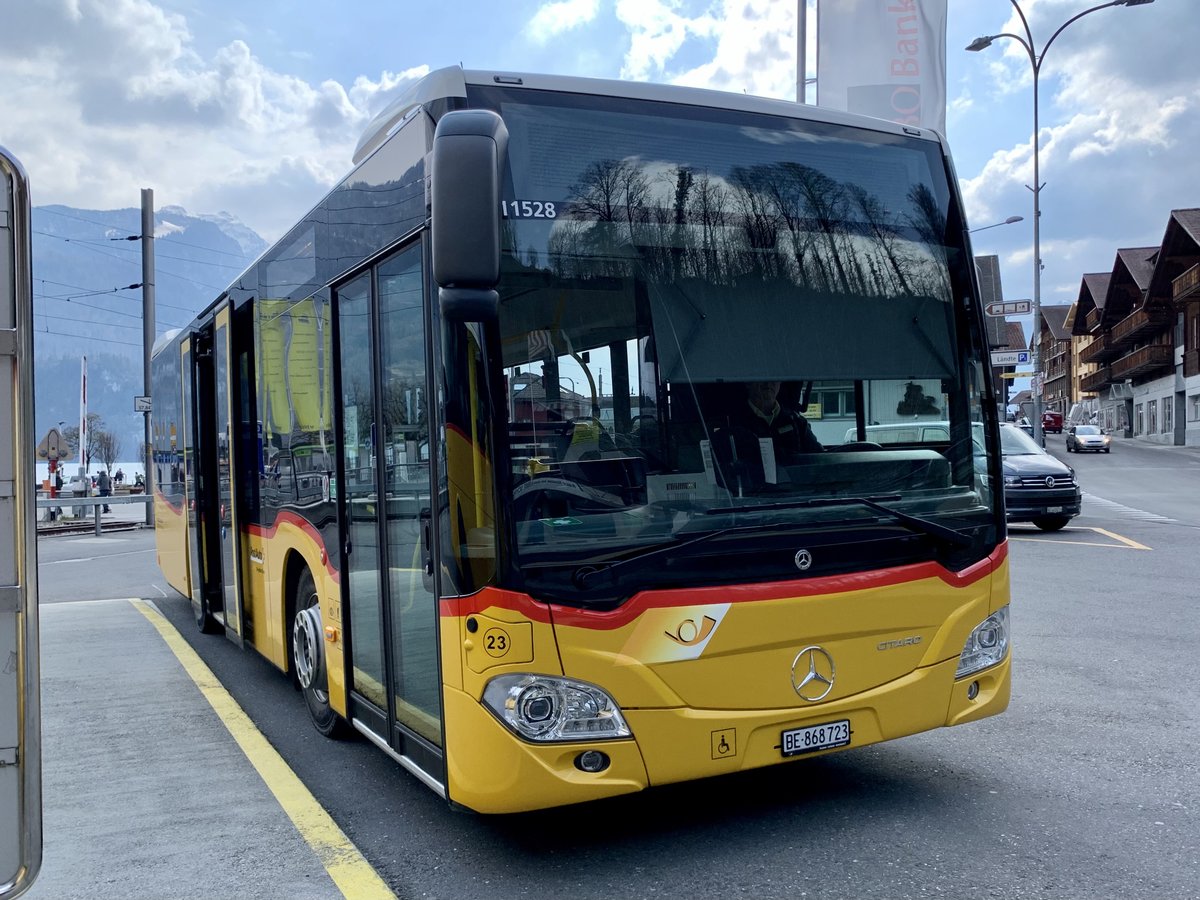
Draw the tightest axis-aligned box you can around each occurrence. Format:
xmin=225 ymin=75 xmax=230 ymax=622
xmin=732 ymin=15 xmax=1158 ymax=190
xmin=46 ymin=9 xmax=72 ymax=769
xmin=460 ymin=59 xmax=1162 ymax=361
xmin=1173 ymin=263 xmax=1200 ymax=303
xmin=1080 ymin=366 xmax=1112 ymax=394
xmin=35 ymin=493 xmax=151 ymax=536
xmin=1080 ymin=333 xmax=1119 ymax=365
xmin=1111 ymin=306 xmax=1174 ymax=347
xmin=1110 ymin=344 xmax=1174 ymax=381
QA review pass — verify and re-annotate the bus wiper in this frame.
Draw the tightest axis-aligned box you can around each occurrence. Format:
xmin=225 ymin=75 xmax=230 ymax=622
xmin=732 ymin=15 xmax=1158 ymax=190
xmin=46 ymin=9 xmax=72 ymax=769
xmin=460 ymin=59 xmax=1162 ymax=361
xmin=708 ymin=495 xmax=972 ymax=549
xmin=570 ymin=521 xmax=790 ymax=588
xmin=570 ymin=497 xmax=971 ymax=588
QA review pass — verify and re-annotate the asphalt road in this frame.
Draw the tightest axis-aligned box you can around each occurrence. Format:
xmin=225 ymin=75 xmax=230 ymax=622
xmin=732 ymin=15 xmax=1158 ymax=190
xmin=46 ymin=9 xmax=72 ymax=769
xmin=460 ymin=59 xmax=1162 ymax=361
xmin=36 ymin=435 xmax=1200 ymax=899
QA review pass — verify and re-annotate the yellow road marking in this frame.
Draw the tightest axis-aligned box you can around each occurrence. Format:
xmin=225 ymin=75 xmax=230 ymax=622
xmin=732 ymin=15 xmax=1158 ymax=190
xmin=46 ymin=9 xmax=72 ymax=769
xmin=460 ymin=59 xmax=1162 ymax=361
xmin=1009 ymin=526 xmax=1150 ymax=551
xmin=131 ymin=599 xmax=395 ymax=900
xmin=1088 ymin=526 xmax=1151 ymax=551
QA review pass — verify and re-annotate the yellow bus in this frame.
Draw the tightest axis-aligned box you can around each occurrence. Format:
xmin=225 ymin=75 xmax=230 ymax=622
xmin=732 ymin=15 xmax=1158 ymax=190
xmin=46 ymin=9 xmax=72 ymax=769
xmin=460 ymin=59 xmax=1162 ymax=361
xmin=152 ymin=67 xmax=1011 ymax=814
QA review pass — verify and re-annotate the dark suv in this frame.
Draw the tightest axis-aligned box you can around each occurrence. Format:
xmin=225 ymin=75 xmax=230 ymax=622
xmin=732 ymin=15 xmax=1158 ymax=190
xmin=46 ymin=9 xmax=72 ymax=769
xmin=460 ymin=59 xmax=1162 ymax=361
xmin=997 ymin=423 xmax=1081 ymax=531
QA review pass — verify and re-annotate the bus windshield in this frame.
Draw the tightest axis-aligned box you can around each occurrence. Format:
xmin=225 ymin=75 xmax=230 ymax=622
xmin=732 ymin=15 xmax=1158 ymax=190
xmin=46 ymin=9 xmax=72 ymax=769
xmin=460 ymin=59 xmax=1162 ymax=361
xmin=472 ymin=87 xmax=996 ymax=588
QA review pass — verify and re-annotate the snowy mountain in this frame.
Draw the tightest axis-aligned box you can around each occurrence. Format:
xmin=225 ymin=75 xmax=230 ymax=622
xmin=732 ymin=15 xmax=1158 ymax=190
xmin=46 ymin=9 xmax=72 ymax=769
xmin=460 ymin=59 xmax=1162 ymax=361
xmin=33 ymin=204 xmax=269 ymax=458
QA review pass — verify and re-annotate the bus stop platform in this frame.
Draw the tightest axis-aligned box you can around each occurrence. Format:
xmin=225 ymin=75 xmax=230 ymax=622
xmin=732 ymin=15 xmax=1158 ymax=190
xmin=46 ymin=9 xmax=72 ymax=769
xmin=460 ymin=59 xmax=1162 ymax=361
xmin=27 ymin=596 xmax=388 ymax=899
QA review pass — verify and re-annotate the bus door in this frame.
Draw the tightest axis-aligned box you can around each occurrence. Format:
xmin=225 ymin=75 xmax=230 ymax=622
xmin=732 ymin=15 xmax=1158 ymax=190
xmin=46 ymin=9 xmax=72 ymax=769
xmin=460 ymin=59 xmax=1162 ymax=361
xmin=335 ymin=241 xmax=443 ymax=782
xmin=189 ymin=308 xmax=246 ymax=644
xmin=180 ymin=337 xmax=204 ymax=611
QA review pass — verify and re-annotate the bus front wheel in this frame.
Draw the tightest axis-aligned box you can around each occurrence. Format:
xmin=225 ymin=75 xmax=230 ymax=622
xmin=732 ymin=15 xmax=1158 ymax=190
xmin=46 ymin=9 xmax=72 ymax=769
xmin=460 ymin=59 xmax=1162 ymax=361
xmin=292 ymin=567 xmax=350 ymax=738
xmin=195 ymin=593 xmax=221 ymax=635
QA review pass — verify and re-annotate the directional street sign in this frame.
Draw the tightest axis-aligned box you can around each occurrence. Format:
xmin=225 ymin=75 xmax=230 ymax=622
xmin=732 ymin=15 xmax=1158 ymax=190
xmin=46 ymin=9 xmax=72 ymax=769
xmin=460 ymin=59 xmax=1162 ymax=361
xmin=990 ymin=349 xmax=1031 ymax=366
xmin=985 ymin=300 xmax=1032 ymax=317
xmin=999 ymin=372 xmax=1034 ymax=379
xmin=134 ymin=395 xmax=152 ymax=413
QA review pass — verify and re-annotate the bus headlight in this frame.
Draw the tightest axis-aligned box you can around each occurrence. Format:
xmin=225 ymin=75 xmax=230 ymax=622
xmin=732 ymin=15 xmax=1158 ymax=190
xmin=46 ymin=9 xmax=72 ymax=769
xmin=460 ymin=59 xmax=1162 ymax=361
xmin=482 ymin=674 xmax=632 ymax=742
xmin=955 ymin=605 xmax=1009 ymax=678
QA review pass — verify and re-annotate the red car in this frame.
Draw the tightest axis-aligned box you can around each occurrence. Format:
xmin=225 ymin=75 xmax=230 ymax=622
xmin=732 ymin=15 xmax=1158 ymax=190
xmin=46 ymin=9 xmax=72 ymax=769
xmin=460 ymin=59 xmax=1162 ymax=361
xmin=1042 ymin=411 xmax=1064 ymax=434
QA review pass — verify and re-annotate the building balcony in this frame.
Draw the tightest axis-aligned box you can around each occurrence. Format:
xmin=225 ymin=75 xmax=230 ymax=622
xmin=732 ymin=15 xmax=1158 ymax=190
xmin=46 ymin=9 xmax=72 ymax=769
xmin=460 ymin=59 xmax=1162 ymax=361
xmin=1080 ymin=333 xmax=1121 ymax=365
xmin=1185 ymin=348 xmax=1200 ymax=379
xmin=1110 ymin=344 xmax=1174 ymax=381
xmin=1085 ymin=308 xmax=1103 ymax=332
xmin=1110 ymin=306 xmax=1175 ymax=348
xmin=1174 ymin=264 xmax=1200 ymax=305
xmin=1080 ymin=366 xmax=1112 ymax=394
xmin=1046 ymin=343 xmax=1070 ymax=362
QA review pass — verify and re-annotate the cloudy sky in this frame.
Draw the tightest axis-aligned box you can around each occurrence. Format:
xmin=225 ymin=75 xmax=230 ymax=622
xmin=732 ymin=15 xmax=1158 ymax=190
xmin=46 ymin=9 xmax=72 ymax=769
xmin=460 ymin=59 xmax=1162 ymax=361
xmin=2 ymin=0 xmax=1195 ymax=322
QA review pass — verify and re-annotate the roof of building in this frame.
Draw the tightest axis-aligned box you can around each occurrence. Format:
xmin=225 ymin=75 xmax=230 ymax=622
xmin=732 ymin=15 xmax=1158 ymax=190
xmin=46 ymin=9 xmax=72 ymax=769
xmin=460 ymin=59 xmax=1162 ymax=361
xmin=1040 ymin=304 xmax=1073 ymax=341
xmin=1115 ymin=247 xmax=1159 ymax=291
xmin=1003 ymin=321 xmax=1026 ymax=350
xmin=1146 ymin=208 xmax=1200 ymax=303
xmin=1101 ymin=247 xmax=1159 ymax=326
xmin=1070 ymin=273 xmax=1111 ymax=335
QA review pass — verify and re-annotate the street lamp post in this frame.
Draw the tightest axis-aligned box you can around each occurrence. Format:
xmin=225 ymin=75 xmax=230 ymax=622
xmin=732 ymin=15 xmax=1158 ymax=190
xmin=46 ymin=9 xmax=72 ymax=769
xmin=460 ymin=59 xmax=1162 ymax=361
xmin=967 ymin=0 xmax=1155 ymax=446
xmin=970 ymin=215 xmax=1024 ymax=234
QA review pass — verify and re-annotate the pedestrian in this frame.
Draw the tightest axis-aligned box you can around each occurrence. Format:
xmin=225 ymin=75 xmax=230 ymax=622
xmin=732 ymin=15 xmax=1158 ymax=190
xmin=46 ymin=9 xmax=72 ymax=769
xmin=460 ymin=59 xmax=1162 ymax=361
xmin=52 ymin=468 xmax=64 ymax=521
xmin=98 ymin=468 xmax=112 ymax=513
xmin=115 ymin=468 xmax=125 ymax=486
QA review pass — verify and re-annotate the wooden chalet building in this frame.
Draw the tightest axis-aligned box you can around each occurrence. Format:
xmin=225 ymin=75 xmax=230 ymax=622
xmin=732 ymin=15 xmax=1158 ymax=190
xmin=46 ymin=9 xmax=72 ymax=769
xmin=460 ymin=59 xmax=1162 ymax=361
xmin=1067 ymin=209 xmax=1200 ymax=445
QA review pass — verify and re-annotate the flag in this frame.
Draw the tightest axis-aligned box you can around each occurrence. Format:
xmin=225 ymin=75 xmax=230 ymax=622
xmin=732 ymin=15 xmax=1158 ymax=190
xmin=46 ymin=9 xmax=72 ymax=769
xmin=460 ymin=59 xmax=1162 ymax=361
xmin=79 ymin=355 xmax=88 ymax=471
xmin=816 ymin=0 xmax=948 ymax=134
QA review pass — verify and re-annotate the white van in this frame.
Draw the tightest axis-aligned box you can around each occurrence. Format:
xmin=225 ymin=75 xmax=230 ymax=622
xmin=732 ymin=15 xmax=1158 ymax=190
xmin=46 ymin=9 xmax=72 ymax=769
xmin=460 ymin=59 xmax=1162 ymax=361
xmin=842 ymin=421 xmax=951 ymax=444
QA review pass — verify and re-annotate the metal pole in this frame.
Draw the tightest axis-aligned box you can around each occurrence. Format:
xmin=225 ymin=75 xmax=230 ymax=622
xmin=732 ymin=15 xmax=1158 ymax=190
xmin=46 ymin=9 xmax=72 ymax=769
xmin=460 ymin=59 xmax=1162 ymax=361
xmin=796 ymin=0 xmax=807 ymax=103
xmin=141 ymin=189 xmax=155 ymax=526
xmin=968 ymin=2 xmax=1157 ymax=446
xmin=1030 ymin=62 xmax=1044 ymax=447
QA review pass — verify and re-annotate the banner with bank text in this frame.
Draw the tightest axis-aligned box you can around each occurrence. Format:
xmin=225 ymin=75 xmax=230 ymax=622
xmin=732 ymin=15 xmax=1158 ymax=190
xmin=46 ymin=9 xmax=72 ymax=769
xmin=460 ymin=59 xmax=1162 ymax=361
xmin=816 ymin=0 xmax=948 ymax=134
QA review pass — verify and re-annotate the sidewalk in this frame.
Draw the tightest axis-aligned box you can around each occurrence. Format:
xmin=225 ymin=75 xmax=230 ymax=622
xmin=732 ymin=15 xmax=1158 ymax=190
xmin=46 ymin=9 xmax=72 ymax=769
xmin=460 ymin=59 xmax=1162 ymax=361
xmin=28 ymin=598 xmax=350 ymax=899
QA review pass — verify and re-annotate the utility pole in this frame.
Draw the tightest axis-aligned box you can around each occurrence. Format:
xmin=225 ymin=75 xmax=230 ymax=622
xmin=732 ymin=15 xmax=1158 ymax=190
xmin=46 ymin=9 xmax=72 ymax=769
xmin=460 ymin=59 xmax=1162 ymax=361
xmin=141 ymin=189 xmax=155 ymax=526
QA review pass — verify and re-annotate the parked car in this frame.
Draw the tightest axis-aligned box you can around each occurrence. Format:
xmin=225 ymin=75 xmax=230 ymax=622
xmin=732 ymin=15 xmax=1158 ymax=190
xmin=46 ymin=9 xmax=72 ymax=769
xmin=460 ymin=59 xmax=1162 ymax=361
xmin=1066 ymin=424 xmax=1111 ymax=453
xmin=64 ymin=474 xmax=89 ymax=495
xmin=1042 ymin=410 xmax=1064 ymax=434
xmin=996 ymin=422 xmax=1081 ymax=531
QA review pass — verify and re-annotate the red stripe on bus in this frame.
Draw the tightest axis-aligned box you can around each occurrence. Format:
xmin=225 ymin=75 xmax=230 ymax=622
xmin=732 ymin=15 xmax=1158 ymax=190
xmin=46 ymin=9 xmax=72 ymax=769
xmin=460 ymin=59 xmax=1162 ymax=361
xmin=153 ymin=488 xmax=184 ymax=517
xmin=438 ymin=543 xmax=1007 ymax=630
xmin=440 ymin=587 xmax=553 ymax=624
xmin=248 ymin=510 xmax=341 ymax=584
xmin=548 ymin=542 xmax=1008 ymax=631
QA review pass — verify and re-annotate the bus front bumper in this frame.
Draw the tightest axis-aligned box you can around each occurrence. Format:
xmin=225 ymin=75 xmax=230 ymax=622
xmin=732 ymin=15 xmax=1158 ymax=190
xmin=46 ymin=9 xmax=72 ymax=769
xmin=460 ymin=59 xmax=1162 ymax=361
xmin=444 ymin=653 xmax=1010 ymax=814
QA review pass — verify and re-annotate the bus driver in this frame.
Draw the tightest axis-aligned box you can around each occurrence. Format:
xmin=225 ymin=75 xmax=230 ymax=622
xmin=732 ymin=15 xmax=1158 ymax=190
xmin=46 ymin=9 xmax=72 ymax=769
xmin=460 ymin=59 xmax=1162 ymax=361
xmin=732 ymin=381 xmax=823 ymax=457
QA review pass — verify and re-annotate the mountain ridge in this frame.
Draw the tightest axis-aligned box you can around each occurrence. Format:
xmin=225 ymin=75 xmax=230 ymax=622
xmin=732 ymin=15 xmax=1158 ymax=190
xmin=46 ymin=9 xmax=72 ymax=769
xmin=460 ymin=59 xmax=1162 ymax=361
xmin=33 ymin=203 xmax=269 ymax=462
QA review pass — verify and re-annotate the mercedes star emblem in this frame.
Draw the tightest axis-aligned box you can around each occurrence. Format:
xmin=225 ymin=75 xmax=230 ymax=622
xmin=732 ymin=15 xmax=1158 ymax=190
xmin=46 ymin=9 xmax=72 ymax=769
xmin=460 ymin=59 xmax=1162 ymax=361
xmin=791 ymin=645 xmax=836 ymax=702
xmin=794 ymin=549 xmax=813 ymax=571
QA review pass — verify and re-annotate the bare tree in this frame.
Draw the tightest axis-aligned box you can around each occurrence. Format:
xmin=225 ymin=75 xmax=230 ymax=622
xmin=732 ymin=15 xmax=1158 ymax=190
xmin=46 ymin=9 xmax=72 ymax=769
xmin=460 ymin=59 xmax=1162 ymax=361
xmin=62 ymin=412 xmax=104 ymax=470
xmin=94 ymin=430 xmax=123 ymax=473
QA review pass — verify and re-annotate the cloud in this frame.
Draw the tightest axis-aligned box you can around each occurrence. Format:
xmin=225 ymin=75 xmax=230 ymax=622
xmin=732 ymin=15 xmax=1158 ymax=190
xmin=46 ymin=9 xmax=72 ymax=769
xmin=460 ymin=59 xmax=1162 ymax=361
xmin=0 ymin=0 xmax=427 ymax=242
xmin=528 ymin=0 xmax=602 ymax=43
xmin=957 ymin=0 xmax=1200 ymax=304
xmin=613 ymin=0 xmax=718 ymax=83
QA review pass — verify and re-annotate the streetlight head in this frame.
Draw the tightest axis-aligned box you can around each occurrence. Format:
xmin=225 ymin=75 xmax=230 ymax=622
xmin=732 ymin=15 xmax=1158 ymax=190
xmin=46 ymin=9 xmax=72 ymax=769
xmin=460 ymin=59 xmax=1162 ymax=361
xmin=1004 ymin=216 xmax=1024 ymax=225
xmin=966 ymin=36 xmax=995 ymax=52
xmin=1115 ymin=0 xmax=1154 ymax=6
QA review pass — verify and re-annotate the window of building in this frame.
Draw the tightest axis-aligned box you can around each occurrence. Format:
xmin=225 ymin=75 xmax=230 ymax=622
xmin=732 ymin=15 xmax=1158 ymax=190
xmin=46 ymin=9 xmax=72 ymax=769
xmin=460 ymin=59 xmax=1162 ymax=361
xmin=1189 ymin=394 xmax=1200 ymax=422
xmin=1147 ymin=399 xmax=1158 ymax=435
xmin=1163 ymin=396 xmax=1173 ymax=434
xmin=1135 ymin=403 xmax=1144 ymax=435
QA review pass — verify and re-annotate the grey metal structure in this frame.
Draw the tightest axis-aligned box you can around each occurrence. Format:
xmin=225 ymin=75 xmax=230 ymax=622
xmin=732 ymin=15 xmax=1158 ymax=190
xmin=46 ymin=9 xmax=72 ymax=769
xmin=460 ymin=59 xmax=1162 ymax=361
xmin=0 ymin=144 xmax=41 ymax=897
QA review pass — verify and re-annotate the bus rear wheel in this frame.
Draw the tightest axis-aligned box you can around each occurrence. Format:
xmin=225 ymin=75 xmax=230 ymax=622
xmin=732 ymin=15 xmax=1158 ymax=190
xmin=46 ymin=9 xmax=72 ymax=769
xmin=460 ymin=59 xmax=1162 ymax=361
xmin=292 ymin=567 xmax=350 ymax=739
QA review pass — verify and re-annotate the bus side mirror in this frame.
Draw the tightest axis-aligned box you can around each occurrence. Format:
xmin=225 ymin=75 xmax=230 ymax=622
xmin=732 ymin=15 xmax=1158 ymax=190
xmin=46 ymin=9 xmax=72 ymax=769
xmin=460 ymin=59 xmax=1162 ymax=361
xmin=431 ymin=109 xmax=509 ymax=323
